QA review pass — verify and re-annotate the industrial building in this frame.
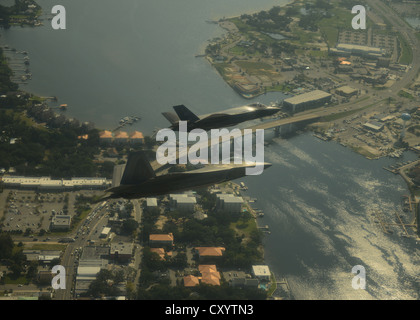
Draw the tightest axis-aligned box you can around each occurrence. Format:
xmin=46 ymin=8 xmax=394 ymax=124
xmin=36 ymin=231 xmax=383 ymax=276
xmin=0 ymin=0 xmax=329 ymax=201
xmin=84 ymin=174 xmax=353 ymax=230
xmin=50 ymin=215 xmax=71 ymax=231
xmin=75 ymin=259 xmax=108 ymax=296
xmin=363 ymin=121 xmax=384 ymax=132
xmin=216 ymin=193 xmax=244 ymax=213
xmin=330 ymin=44 xmax=385 ymax=59
xmin=283 ymin=90 xmax=332 ymax=113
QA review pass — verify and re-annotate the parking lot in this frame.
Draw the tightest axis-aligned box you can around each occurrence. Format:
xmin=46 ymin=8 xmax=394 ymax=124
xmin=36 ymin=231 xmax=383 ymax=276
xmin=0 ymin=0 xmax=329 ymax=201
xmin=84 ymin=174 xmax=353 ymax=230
xmin=0 ymin=190 xmax=100 ymax=234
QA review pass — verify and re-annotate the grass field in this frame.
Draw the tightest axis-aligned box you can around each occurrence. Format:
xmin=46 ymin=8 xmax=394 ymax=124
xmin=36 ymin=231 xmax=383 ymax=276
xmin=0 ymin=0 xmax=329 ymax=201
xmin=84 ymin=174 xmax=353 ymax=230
xmin=398 ymin=33 xmax=413 ymax=65
xmin=235 ymin=61 xmax=273 ymax=75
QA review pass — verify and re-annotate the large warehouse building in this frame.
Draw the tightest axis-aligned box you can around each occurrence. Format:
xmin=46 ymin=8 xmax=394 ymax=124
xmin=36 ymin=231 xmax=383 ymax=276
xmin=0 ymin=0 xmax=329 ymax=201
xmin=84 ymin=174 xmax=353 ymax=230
xmin=283 ymin=90 xmax=332 ymax=113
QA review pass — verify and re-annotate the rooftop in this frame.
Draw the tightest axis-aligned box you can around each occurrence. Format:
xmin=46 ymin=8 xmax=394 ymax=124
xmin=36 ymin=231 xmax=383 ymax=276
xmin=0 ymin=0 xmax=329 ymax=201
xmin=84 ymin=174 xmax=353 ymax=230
xmin=283 ymin=90 xmax=331 ymax=105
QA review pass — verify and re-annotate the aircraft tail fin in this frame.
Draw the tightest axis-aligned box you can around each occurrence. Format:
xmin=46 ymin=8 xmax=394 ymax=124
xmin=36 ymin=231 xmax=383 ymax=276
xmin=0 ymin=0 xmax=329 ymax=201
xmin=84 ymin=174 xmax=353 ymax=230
xmin=173 ymin=105 xmax=199 ymax=122
xmin=162 ymin=111 xmax=180 ymax=125
xmin=120 ymin=151 xmax=156 ymax=185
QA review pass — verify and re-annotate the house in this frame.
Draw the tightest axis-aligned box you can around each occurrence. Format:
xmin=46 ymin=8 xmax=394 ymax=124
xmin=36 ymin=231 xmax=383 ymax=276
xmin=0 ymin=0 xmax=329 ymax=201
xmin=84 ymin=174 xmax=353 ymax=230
xmin=183 ymin=275 xmax=200 ymax=287
xmin=150 ymin=248 xmax=172 ymax=260
xmin=198 ymin=265 xmax=221 ymax=286
xmin=194 ymin=247 xmax=225 ymax=262
xmin=149 ymin=233 xmax=174 ymax=247
xmin=129 ymin=131 xmax=144 ymax=145
xmin=114 ymin=131 xmax=129 ymax=144
xmin=99 ymin=130 xmax=113 ymax=145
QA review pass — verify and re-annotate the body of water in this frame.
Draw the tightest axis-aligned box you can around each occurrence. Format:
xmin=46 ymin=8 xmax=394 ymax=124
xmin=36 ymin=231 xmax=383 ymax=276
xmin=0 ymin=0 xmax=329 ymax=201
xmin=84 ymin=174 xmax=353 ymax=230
xmin=242 ymin=133 xmax=419 ymax=300
xmin=0 ymin=0 xmax=290 ymax=134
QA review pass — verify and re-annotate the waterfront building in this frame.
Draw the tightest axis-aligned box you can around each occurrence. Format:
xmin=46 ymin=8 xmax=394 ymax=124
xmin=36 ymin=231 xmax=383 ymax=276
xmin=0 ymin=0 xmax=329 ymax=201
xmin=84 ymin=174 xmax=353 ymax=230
xmin=169 ymin=194 xmax=197 ymax=213
xmin=129 ymin=131 xmax=144 ymax=145
xmin=216 ymin=193 xmax=243 ymax=213
xmin=283 ymin=90 xmax=332 ymax=113
xmin=252 ymin=265 xmax=271 ymax=281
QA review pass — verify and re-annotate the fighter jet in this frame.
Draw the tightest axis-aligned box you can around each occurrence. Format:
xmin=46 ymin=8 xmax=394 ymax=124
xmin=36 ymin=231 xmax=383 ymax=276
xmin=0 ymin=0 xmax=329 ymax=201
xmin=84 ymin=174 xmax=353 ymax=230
xmin=162 ymin=103 xmax=280 ymax=131
xmin=100 ymin=151 xmax=271 ymax=200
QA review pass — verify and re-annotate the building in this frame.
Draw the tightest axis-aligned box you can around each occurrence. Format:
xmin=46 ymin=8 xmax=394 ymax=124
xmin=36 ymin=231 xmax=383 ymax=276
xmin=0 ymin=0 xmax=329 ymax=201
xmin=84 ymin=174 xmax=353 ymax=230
xmin=169 ymin=194 xmax=197 ymax=213
xmin=1 ymin=176 xmax=110 ymax=191
xmin=363 ymin=121 xmax=384 ymax=132
xmin=149 ymin=248 xmax=170 ymax=260
xmin=216 ymin=194 xmax=243 ymax=213
xmin=199 ymin=265 xmax=221 ymax=286
xmin=100 ymin=227 xmax=111 ymax=239
xmin=149 ymin=233 xmax=174 ymax=247
xmin=233 ymin=82 xmax=260 ymax=97
xmin=223 ymin=270 xmax=259 ymax=288
xmin=194 ymin=247 xmax=225 ymax=262
xmin=252 ymin=265 xmax=271 ymax=281
xmin=99 ymin=130 xmax=113 ymax=145
xmin=129 ymin=131 xmax=144 ymax=145
xmin=37 ymin=271 xmax=53 ymax=285
xmin=50 ymin=215 xmax=71 ymax=231
xmin=183 ymin=275 xmax=200 ymax=287
xmin=336 ymin=86 xmax=358 ymax=98
xmin=110 ymin=242 xmax=133 ymax=262
xmin=75 ymin=259 xmax=108 ymax=296
xmin=283 ymin=90 xmax=332 ymax=113
xmin=146 ymin=198 xmax=158 ymax=210
xmin=114 ymin=131 xmax=129 ymax=144
xmin=331 ymin=44 xmax=385 ymax=59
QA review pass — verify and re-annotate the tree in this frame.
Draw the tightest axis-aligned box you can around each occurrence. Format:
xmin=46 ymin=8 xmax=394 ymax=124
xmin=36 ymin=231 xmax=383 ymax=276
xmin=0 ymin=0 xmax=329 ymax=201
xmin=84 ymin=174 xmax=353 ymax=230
xmin=0 ymin=233 xmax=14 ymax=260
xmin=122 ymin=219 xmax=139 ymax=235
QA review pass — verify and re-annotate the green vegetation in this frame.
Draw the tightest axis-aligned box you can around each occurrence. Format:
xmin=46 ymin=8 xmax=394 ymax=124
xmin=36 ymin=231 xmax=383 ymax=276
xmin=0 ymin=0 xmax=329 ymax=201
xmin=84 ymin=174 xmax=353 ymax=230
xmin=0 ymin=233 xmax=33 ymax=284
xmin=137 ymin=282 xmax=267 ymax=300
xmin=83 ymin=269 xmax=125 ymax=298
xmin=398 ymin=90 xmax=414 ymax=100
xmin=27 ymin=243 xmax=66 ymax=251
xmin=267 ymin=272 xmax=277 ymax=297
xmin=398 ymin=33 xmax=413 ymax=65
xmin=0 ymin=0 xmax=41 ymax=28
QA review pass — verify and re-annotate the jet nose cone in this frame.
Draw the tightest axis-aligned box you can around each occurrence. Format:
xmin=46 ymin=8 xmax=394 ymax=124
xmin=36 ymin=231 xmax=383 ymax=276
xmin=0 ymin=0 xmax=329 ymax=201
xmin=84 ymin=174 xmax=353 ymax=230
xmin=263 ymin=162 xmax=272 ymax=169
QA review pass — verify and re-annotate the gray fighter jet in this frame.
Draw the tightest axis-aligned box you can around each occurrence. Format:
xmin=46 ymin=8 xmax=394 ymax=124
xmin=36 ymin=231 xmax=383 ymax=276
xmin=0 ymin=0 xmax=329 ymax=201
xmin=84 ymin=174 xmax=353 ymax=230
xmin=162 ymin=103 xmax=280 ymax=131
xmin=100 ymin=151 xmax=271 ymax=200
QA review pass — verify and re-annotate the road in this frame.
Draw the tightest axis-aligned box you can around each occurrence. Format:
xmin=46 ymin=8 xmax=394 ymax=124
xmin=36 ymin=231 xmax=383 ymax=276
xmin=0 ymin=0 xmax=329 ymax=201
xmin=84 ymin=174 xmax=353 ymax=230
xmin=54 ymin=201 xmax=108 ymax=300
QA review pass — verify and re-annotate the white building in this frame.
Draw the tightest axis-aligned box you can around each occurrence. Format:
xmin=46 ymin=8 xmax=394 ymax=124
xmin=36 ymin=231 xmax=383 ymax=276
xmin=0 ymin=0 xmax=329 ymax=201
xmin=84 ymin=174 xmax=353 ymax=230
xmin=146 ymin=198 xmax=158 ymax=209
xmin=252 ymin=265 xmax=271 ymax=281
xmin=100 ymin=227 xmax=111 ymax=239
xmin=216 ymin=194 xmax=243 ymax=213
xmin=1 ymin=175 xmax=110 ymax=191
xmin=169 ymin=194 xmax=197 ymax=213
